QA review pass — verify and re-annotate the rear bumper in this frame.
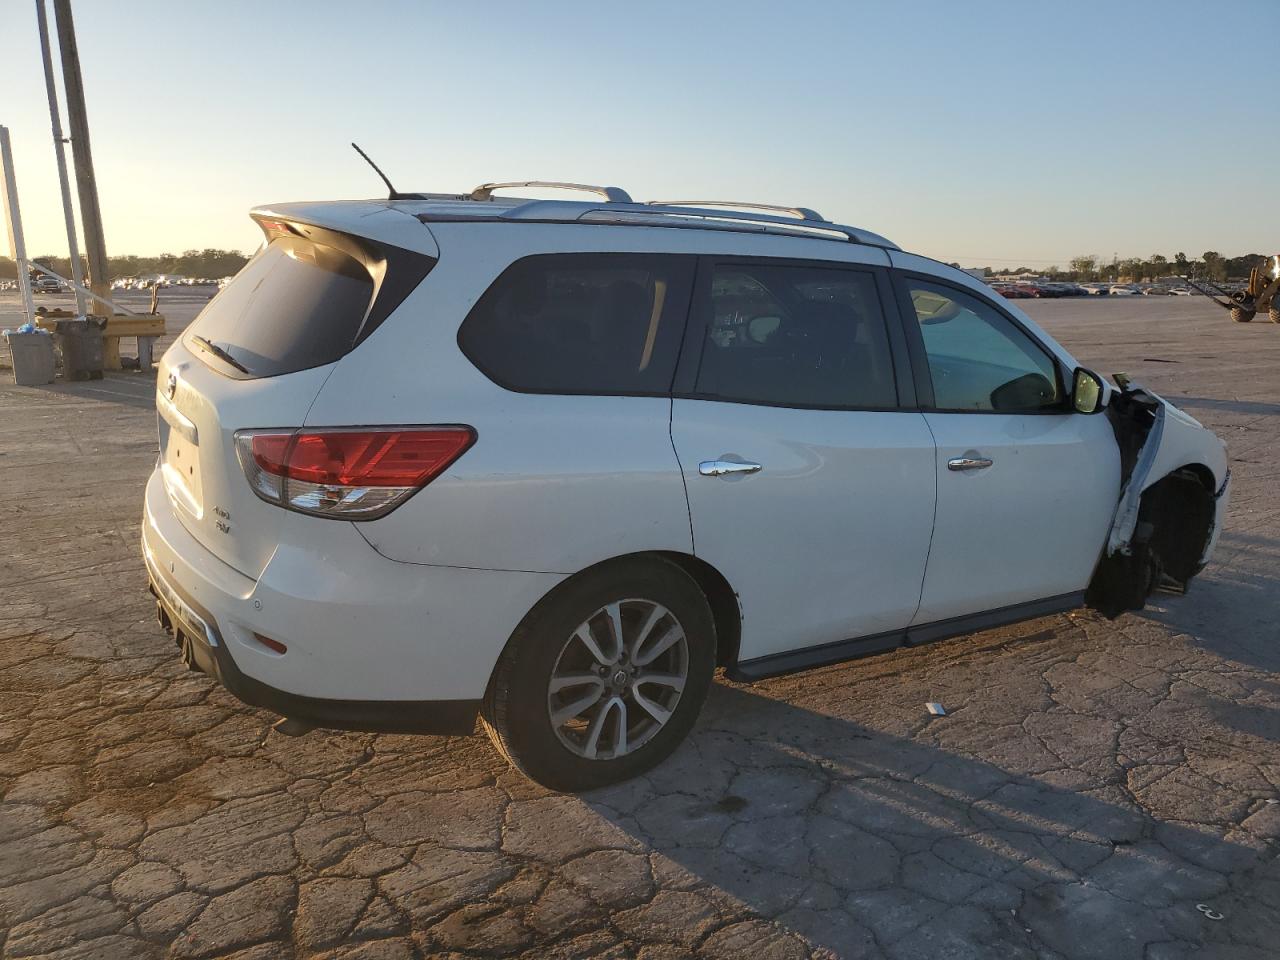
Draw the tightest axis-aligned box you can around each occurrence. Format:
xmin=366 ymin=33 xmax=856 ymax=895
xmin=146 ymin=559 xmax=480 ymax=734
xmin=141 ymin=467 xmax=563 ymax=731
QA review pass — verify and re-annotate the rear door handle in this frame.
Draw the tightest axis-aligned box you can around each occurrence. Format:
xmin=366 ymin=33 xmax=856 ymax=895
xmin=947 ymin=457 xmax=994 ymax=471
xmin=699 ymin=459 xmax=763 ymax=477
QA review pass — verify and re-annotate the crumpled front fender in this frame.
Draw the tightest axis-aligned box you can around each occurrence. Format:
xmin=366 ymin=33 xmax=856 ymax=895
xmin=1105 ymin=383 xmax=1228 ymax=557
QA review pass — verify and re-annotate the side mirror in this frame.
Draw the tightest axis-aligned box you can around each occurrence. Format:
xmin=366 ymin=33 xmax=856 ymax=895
xmin=1072 ymin=367 xmax=1107 ymax=414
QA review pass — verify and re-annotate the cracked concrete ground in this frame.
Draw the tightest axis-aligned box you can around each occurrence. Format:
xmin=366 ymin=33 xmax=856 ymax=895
xmin=1 ymin=294 xmax=1278 ymax=959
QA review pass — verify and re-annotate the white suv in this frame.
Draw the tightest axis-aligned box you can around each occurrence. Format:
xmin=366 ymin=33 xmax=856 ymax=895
xmin=144 ymin=183 xmax=1229 ymax=790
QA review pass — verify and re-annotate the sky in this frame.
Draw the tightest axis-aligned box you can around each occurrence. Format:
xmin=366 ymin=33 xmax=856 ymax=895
xmin=2 ymin=0 xmax=1277 ymax=267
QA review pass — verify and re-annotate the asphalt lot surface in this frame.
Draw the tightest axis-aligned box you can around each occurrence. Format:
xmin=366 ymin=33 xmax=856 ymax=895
xmin=1 ymin=292 xmax=1278 ymax=959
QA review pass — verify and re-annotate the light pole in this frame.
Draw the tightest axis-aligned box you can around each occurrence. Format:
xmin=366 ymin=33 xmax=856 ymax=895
xmin=0 ymin=127 xmax=36 ymax=325
xmin=35 ymin=0 xmax=87 ymax=316
xmin=51 ymin=0 xmax=111 ymax=315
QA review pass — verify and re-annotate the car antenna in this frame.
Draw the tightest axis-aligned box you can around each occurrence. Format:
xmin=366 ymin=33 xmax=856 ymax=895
xmin=351 ymin=142 xmax=403 ymax=200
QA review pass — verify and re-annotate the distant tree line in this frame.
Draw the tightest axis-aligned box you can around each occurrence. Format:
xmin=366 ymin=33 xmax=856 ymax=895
xmin=0 ymin=248 xmax=250 ymax=281
xmin=4 ymin=247 xmax=1267 ymax=286
xmin=971 ymin=252 xmax=1265 ymax=283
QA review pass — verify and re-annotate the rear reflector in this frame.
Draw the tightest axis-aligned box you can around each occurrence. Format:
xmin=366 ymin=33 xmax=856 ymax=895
xmin=252 ymin=632 xmax=288 ymax=655
xmin=234 ymin=426 xmax=475 ymax=520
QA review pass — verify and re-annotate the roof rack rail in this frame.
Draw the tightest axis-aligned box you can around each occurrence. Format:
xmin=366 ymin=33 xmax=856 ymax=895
xmin=412 ymin=192 xmax=899 ymax=249
xmin=470 ymin=181 xmax=633 ymax=203
xmin=576 ymin=203 xmax=898 ymax=249
xmin=646 ymin=200 xmax=826 ymax=222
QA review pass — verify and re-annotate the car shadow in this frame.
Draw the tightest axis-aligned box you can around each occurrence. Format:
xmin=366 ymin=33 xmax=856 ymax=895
xmin=581 ymin=683 xmax=1276 ymax=958
xmin=23 ymin=371 xmax=158 ymax=411
xmin=1138 ymin=529 xmax=1280 ymax=674
xmin=1165 ymin=395 xmax=1280 ymax=418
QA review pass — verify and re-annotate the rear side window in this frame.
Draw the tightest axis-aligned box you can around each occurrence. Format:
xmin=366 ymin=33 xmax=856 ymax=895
xmin=459 ymin=254 xmax=695 ymax=395
xmin=186 ymin=237 xmax=375 ymax=378
xmin=692 ymin=263 xmax=898 ymax=409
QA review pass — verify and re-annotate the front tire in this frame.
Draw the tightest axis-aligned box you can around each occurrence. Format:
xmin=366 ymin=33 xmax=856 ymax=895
xmin=1231 ymin=306 xmax=1255 ymax=323
xmin=481 ymin=557 xmax=716 ymax=792
xmin=1269 ymin=304 xmax=1280 ymax=324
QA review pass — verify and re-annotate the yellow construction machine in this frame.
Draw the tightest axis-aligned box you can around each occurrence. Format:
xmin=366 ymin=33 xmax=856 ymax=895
xmin=1186 ymin=254 xmax=1280 ymax=323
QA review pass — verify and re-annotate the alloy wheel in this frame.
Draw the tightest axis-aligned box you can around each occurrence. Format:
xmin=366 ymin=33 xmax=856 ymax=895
xmin=546 ymin=599 xmax=689 ymax=760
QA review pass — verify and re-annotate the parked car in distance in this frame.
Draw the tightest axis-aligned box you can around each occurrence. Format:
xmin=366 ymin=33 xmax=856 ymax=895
xmin=32 ymin=277 xmax=64 ymax=295
xmin=1109 ymin=284 xmax=1140 ymax=296
xmin=144 ymin=184 xmax=1230 ymax=790
xmin=991 ymin=283 xmax=1031 ymax=299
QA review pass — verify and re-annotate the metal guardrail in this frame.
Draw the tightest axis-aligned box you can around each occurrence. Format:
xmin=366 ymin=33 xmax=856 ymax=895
xmin=25 ymin=261 xmax=134 ymax=315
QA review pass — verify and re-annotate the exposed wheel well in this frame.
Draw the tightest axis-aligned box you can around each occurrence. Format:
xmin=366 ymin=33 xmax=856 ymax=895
xmin=1139 ymin=463 xmax=1217 ymax=583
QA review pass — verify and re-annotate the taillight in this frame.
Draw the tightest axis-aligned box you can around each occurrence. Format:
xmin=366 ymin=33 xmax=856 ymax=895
xmin=234 ymin=426 xmax=475 ymax=520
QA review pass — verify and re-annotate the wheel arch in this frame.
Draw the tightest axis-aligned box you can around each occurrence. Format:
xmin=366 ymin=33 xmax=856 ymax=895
xmin=1158 ymin=461 xmax=1216 ymax=494
xmin=488 ymin=551 xmax=743 ymax=694
xmin=652 ymin=551 xmax=742 ymax=669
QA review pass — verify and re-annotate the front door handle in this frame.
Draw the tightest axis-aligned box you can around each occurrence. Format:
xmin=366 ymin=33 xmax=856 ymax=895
xmin=699 ymin=459 xmax=763 ymax=478
xmin=947 ymin=456 xmax=994 ymax=472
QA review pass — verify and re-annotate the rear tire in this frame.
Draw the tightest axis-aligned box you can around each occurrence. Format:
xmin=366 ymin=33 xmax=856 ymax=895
xmin=1231 ymin=306 xmax=1255 ymax=323
xmin=1269 ymin=304 xmax=1280 ymax=324
xmin=480 ymin=557 xmax=716 ymax=792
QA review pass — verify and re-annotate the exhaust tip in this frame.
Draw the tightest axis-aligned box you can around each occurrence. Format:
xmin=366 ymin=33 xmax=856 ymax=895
xmin=273 ymin=716 xmax=315 ymax=737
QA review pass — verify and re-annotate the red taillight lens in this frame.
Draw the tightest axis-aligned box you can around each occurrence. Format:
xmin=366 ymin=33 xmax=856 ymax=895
xmin=234 ymin=426 xmax=475 ymax=520
xmin=255 ymin=429 xmax=474 ymax=487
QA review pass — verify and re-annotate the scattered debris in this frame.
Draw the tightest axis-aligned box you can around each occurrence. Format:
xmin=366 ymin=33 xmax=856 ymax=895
xmin=926 ymin=702 xmax=947 ymax=717
xmin=1196 ymin=903 xmax=1225 ymax=921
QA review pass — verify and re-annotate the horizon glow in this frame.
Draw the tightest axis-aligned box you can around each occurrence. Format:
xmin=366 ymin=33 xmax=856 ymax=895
xmin=2 ymin=0 xmax=1276 ymax=266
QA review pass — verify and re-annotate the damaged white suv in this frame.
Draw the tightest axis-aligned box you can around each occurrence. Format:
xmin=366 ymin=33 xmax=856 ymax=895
xmin=143 ymin=182 xmax=1229 ymax=791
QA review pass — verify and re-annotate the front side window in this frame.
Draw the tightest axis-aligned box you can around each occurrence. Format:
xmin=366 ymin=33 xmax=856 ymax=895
xmin=692 ymin=263 xmax=897 ymax=408
xmin=904 ymin=279 xmax=1062 ymax=412
xmin=459 ymin=254 xmax=694 ymax=395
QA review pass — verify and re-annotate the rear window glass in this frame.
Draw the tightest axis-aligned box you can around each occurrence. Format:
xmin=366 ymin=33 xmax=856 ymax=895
xmin=186 ymin=237 xmax=374 ymax=378
xmin=458 ymin=254 xmax=695 ymax=395
xmin=693 ymin=263 xmax=898 ymax=409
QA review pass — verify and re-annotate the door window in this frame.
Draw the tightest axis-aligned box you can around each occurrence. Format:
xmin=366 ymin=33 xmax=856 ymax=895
xmin=692 ymin=263 xmax=897 ymax=408
xmin=904 ymin=279 xmax=1062 ymax=412
xmin=459 ymin=254 xmax=694 ymax=395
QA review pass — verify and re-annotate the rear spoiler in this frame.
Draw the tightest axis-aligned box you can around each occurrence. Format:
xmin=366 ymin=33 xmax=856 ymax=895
xmin=249 ymin=212 xmax=436 ymax=348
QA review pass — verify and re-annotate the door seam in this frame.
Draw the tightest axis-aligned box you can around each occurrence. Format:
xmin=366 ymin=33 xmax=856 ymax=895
xmin=667 ymin=396 xmax=697 ymax=555
xmin=909 ymin=411 xmax=939 ymax=625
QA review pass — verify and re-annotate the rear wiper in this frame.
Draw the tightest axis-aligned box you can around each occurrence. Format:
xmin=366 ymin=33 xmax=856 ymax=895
xmin=190 ymin=335 xmax=250 ymax=374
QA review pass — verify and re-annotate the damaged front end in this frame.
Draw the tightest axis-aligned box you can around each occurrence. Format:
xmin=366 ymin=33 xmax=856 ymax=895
xmin=1085 ymin=377 xmax=1228 ymax=618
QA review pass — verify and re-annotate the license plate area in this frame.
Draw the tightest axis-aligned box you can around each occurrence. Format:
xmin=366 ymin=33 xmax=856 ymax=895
xmin=159 ymin=415 xmax=203 ymax=517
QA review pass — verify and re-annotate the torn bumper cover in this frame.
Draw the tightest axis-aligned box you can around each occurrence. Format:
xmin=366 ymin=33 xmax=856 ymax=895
xmin=1087 ymin=380 xmax=1229 ymax=618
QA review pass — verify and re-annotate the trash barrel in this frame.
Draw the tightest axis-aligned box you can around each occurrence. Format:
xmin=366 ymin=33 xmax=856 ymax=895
xmin=3 ymin=330 xmax=57 ymax=386
xmin=51 ymin=317 xmax=105 ymax=381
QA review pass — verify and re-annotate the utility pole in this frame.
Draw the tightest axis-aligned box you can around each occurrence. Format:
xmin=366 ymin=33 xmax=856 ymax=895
xmin=1 ymin=127 xmax=36 ymax=325
xmin=36 ymin=0 xmax=87 ymax=316
xmin=51 ymin=0 xmax=110 ymax=314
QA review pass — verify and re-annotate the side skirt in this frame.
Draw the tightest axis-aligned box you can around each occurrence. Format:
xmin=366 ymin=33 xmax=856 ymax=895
xmin=727 ymin=592 xmax=1082 ymax=682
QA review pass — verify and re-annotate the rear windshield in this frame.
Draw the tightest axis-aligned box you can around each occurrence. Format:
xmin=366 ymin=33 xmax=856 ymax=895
xmin=186 ymin=236 xmax=374 ymax=378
